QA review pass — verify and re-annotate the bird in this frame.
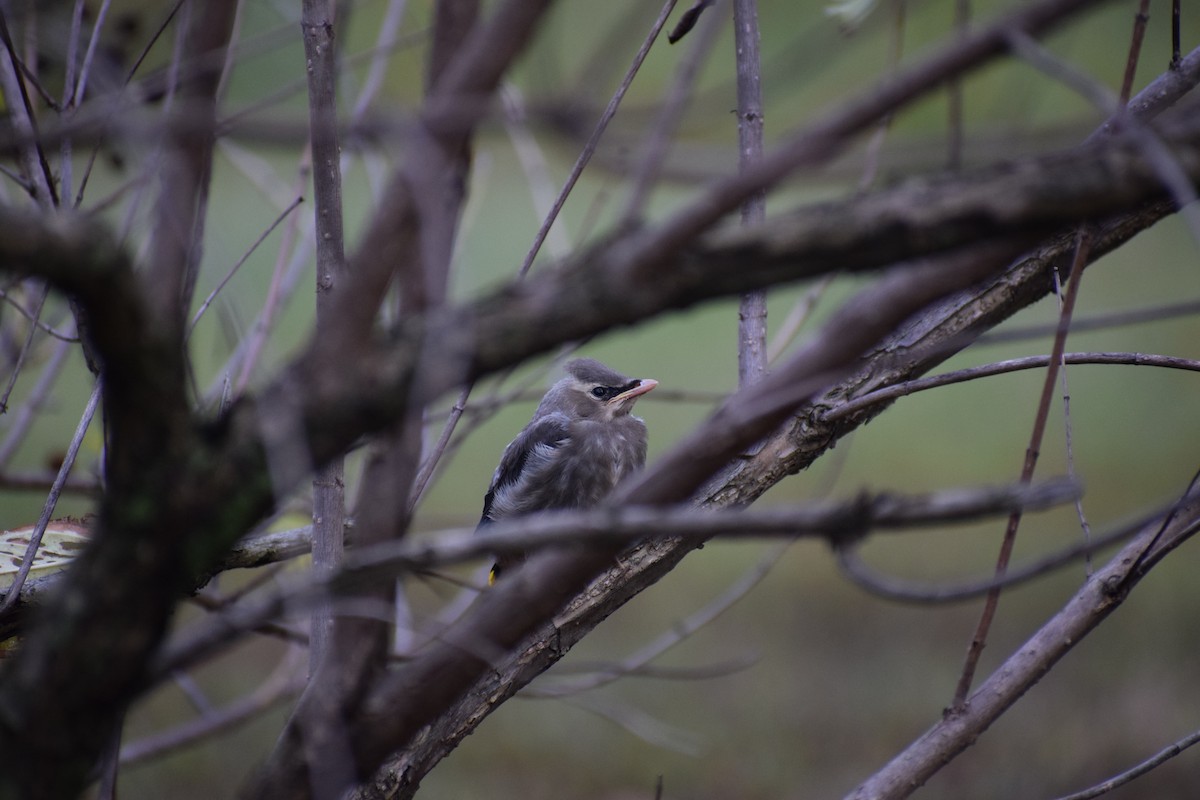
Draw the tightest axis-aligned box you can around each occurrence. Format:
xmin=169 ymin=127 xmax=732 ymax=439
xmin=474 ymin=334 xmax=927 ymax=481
xmin=478 ymin=358 xmax=657 ymax=583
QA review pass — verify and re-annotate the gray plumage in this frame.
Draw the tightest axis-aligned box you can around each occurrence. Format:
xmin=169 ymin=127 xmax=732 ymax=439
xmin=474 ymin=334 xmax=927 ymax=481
xmin=479 ymin=358 xmax=657 ymax=580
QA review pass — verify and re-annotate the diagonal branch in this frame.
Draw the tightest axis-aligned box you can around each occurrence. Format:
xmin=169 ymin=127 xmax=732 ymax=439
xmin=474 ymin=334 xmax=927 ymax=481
xmin=845 ymin=493 xmax=1200 ymax=800
xmin=339 ymin=243 xmax=1032 ymax=799
xmin=349 ymin=58 xmax=1200 ymax=800
xmin=0 ymin=5 xmax=1192 ymax=798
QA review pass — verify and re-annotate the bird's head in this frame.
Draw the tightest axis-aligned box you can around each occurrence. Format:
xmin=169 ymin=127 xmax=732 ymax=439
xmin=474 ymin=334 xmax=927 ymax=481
xmin=538 ymin=358 xmax=658 ymax=422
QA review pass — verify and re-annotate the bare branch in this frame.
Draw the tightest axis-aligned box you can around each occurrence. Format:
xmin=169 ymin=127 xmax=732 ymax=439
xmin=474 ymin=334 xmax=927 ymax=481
xmin=622 ymin=1 xmax=724 ymax=224
xmin=188 ymin=196 xmax=303 ymax=336
xmin=0 ymin=383 xmax=99 ymax=612
xmin=1051 ymin=727 xmax=1200 ymax=800
xmin=526 ymin=544 xmax=778 ymax=697
xmin=302 ymin=0 xmax=349 ymax=677
xmin=120 ymin=649 xmax=305 ymax=768
xmin=144 ymin=1 xmax=238 ymax=333
xmin=157 ymin=478 xmax=1078 ymax=685
xmin=845 ymin=495 xmax=1200 ymax=800
xmin=337 ymin=479 xmax=1084 ymax=580
xmin=0 ymin=4 xmax=1195 ymax=797
xmin=0 ymin=287 xmax=80 ymax=342
xmin=519 ymin=0 xmax=680 ymax=276
xmin=0 ymin=284 xmax=49 ymax=411
xmin=827 ymin=351 xmax=1200 ymax=421
xmin=629 ymin=0 xmax=1110 ymax=268
xmin=732 ymin=0 xmax=768 ymax=385
xmin=835 ymin=500 xmax=1165 ymax=603
xmin=954 ymin=230 xmax=1091 ymax=705
xmin=0 ymin=12 xmax=58 ymax=206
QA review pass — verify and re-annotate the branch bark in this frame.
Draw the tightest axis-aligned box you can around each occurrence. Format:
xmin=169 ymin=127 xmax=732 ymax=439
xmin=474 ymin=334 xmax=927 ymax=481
xmin=298 ymin=1 xmax=356 ymax=793
xmin=0 ymin=3 xmax=239 ymax=795
xmin=846 ymin=495 xmax=1200 ymax=800
xmin=733 ymin=0 xmax=768 ymax=385
xmin=0 ymin=4 xmax=1192 ymax=798
xmin=302 ymin=0 xmax=349 ymax=675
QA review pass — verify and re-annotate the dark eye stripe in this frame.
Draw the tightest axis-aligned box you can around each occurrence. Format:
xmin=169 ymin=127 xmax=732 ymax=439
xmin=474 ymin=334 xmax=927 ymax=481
xmin=590 ymin=380 xmax=641 ymax=401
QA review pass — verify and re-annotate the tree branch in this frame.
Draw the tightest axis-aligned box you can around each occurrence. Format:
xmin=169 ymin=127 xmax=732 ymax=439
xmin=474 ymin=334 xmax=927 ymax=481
xmin=845 ymin=494 xmax=1200 ymax=800
xmin=144 ymin=1 xmax=237 ymax=334
xmin=0 ymin=4 xmax=1192 ymax=797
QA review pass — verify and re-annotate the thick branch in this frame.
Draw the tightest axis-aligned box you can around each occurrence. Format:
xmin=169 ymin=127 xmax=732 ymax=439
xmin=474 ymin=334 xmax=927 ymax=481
xmin=0 ymin=92 xmax=1189 ymax=800
xmin=0 ymin=6 xmax=1191 ymax=798
xmin=144 ymin=1 xmax=237 ymax=333
xmin=339 ymin=244 xmax=1031 ymax=798
xmin=328 ymin=0 xmax=552 ymax=342
xmin=0 ymin=4 xmax=240 ymax=794
xmin=690 ymin=109 xmax=1200 ymax=290
xmin=352 ymin=96 xmax=1200 ymax=800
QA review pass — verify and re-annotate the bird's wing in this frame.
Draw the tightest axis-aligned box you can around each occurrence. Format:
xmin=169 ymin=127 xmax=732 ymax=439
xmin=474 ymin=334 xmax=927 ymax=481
xmin=478 ymin=412 xmax=571 ymax=526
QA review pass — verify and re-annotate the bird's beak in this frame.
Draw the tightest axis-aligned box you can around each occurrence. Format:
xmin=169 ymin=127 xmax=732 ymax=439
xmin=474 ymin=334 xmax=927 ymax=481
xmin=609 ymin=378 xmax=658 ymax=404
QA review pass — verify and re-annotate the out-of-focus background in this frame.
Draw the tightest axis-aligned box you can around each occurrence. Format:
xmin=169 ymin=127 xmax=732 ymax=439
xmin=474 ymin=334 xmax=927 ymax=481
xmin=4 ymin=0 xmax=1200 ymax=797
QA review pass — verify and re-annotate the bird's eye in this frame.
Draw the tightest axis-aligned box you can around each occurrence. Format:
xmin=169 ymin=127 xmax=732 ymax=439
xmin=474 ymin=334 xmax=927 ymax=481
xmin=591 ymin=386 xmax=609 ymax=399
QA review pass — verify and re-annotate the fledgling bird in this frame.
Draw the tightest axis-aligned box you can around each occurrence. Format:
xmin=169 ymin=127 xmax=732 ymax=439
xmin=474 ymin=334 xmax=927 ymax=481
xmin=478 ymin=358 xmax=657 ymax=582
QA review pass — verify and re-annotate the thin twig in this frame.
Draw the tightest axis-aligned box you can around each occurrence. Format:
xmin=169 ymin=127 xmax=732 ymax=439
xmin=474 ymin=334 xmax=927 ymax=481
xmin=0 ymin=471 xmax=100 ymax=495
xmin=160 ymin=478 xmax=1081 ymax=669
xmin=558 ymin=692 xmax=702 ymax=755
xmin=172 ymin=672 xmax=217 ymax=716
xmin=1171 ymin=0 xmax=1180 ymax=69
xmin=58 ymin=0 xmax=86 ymax=200
xmin=826 ymin=352 xmax=1200 ymax=422
xmin=213 ymin=0 xmax=246 ymax=105
xmin=633 ymin=0 xmax=1109 ymax=268
xmin=348 ymin=0 xmax=410 ymax=124
xmin=766 ymin=275 xmax=833 ymax=363
xmin=1051 ymin=285 xmax=1093 ymax=576
xmin=75 ymin=0 xmax=186 ymax=207
xmin=1050 ymin=727 xmax=1200 ymax=800
xmin=68 ymin=0 xmax=114 ymax=109
xmin=120 ymin=647 xmax=306 ymax=766
xmin=188 ymin=195 xmax=304 ymax=336
xmin=0 ymin=287 xmax=78 ymax=342
xmin=847 ymin=498 xmax=1200 ymax=800
xmin=0 ymin=11 xmax=59 ymax=206
xmin=952 ymin=228 xmax=1092 ymax=708
xmin=1116 ymin=0 xmax=1151 ymax=111
xmin=528 ymin=543 xmax=779 ymax=697
xmin=0 ymin=382 xmax=101 ymax=613
xmin=500 ymin=84 xmax=574 ymax=260
xmin=229 ymin=172 xmax=315 ymax=397
xmin=947 ymin=0 xmax=970 ymax=169
xmin=518 ymin=0 xmax=679 ymax=277
xmin=1005 ymin=27 xmax=1200 ymax=244
xmin=0 ymin=336 xmax=77 ymax=469
xmin=978 ymin=299 xmax=1200 ymax=347
xmin=408 ymin=386 xmax=469 ymax=509
xmin=622 ymin=0 xmax=725 ymax=225
xmin=1123 ymin=466 xmax=1200 ymax=582
xmin=857 ymin=0 xmax=906 ymax=191
xmin=836 ymin=501 xmax=1165 ymax=604
xmin=0 ymin=284 xmax=49 ymax=412
xmin=425 ymin=353 xmax=580 ymax=489
xmin=1004 ymin=28 xmax=1119 ymax=115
